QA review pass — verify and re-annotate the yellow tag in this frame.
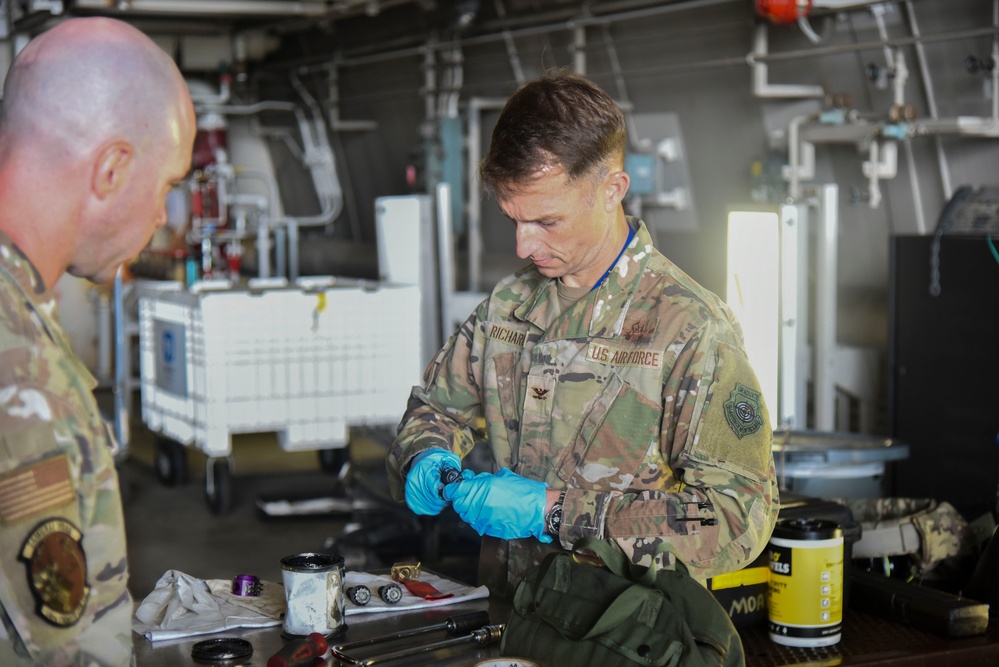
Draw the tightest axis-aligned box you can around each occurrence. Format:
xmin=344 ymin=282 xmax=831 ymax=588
xmin=710 ymin=565 xmax=769 ymax=590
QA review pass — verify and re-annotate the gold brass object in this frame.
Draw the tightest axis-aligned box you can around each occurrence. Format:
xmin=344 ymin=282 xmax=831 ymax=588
xmin=391 ymin=561 xmax=421 ymax=581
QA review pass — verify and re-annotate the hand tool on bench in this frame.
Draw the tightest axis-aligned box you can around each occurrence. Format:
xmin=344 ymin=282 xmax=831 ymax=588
xmin=330 ymin=611 xmax=502 ymax=666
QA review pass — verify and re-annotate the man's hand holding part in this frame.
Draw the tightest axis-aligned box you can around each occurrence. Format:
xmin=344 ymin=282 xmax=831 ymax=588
xmin=443 ymin=468 xmax=551 ymax=543
xmin=404 ymin=449 xmax=468 ymax=515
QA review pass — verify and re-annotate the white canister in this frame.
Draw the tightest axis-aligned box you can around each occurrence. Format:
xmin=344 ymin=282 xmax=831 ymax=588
xmin=768 ymin=519 xmax=844 ymax=648
xmin=280 ymin=552 xmax=346 ymax=637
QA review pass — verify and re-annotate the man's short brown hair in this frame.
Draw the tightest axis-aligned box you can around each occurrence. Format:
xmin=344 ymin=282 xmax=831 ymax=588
xmin=479 ymin=70 xmax=626 ymax=198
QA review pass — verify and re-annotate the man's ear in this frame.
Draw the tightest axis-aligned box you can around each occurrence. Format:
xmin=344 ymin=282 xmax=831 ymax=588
xmin=603 ymin=169 xmax=630 ymax=212
xmin=92 ymin=141 xmax=134 ymax=199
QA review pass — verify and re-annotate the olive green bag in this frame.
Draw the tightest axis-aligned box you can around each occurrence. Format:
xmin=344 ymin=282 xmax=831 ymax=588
xmin=500 ymin=538 xmax=745 ymax=667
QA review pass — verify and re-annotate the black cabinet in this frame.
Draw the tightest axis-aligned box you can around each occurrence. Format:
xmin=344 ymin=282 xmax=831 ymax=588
xmin=889 ymin=234 xmax=999 ymax=519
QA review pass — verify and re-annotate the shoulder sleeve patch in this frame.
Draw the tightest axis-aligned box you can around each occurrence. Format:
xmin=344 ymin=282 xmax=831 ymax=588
xmin=692 ymin=342 xmax=772 ymax=481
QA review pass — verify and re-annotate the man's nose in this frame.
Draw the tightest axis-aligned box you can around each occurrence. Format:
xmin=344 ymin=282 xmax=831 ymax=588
xmin=515 ymin=224 xmax=536 ymax=259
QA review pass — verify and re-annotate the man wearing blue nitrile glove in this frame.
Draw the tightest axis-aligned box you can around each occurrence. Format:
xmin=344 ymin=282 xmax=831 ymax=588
xmin=443 ymin=469 xmax=553 ymax=543
xmin=404 ymin=449 xmax=470 ymax=515
xmin=387 ymin=72 xmax=779 ymax=600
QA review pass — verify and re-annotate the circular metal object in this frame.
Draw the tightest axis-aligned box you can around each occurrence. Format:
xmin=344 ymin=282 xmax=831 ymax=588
xmin=280 ymin=552 xmax=344 ymax=572
xmin=280 ymin=552 xmax=346 ymax=637
xmin=191 ymin=637 xmax=253 ymax=662
xmin=347 ymin=585 xmax=371 ymax=606
xmin=378 ymin=583 xmax=403 ymax=604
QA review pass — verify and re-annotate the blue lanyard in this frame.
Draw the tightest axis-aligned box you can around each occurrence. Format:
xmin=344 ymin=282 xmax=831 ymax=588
xmin=590 ymin=225 xmax=636 ymax=292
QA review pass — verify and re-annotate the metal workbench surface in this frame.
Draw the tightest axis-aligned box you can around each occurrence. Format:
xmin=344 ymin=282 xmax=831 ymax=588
xmin=132 ymin=582 xmax=999 ymax=667
xmin=133 ymin=596 xmax=507 ymax=667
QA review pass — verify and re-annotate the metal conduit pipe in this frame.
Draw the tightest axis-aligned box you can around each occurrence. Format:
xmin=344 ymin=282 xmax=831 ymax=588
xmin=288 ymin=73 xmax=344 ymax=228
xmin=74 ymin=0 xmax=418 ymax=19
xmin=573 ymin=25 xmax=586 ymax=75
xmin=601 ymin=24 xmax=648 ymax=150
xmin=466 ymin=97 xmax=508 ymax=292
xmin=904 ymin=0 xmax=954 ymax=201
xmin=494 ymin=0 xmax=526 ymax=85
xmin=993 ymin=0 xmax=999 ymax=124
xmin=282 ymin=0 xmax=997 ymax=87
xmin=423 ymin=44 xmax=436 ymax=124
xmin=903 ymin=139 xmax=927 ymax=234
xmin=291 ymin=0 xmax=740 ymax=72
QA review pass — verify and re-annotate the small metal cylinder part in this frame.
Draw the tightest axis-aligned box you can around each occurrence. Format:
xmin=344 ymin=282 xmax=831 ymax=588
xmin=347 ymin=585 xmax=371 ymax=606
xmin=378 ymin=583 xmax=403 ymax=604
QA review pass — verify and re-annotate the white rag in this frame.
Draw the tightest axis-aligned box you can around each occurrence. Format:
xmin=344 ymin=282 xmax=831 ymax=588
xmin=132 ymin=568 xmax=490 ymax=641
xmin=132 ymin=570 xmax=283 ymax=642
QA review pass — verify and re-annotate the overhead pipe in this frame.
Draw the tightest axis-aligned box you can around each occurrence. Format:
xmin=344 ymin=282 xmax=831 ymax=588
xmin=281 ymin=1 xmax=997 ymax=88
xmin=286 ymin=0 xmax=742 ymax=72
xmin=74 ymin=0 xmax=332 ymax=15
xmin=752 ymin=23 xmax=825 ymax=99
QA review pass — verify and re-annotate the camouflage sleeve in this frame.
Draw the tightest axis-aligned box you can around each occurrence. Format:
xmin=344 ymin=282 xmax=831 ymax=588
xmin=0 ymin=381 xmax=133 ymax=666
xmin=562 ymin=323 xmax=779 ymax=579
xmin=385 ymin=304 xmax=488 ymax=503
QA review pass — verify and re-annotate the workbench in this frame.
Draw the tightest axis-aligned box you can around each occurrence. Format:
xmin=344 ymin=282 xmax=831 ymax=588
xmin=132 ymin=593 xmax=999 ymax=666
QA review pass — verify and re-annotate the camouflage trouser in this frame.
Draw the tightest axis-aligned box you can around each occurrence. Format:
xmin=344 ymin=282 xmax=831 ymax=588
xmin=838 ymin=497 xmax=976 ymax=574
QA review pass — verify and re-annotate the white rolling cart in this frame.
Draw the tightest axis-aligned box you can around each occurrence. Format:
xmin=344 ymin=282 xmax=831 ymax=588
xmin=137 ymin=277 xmax=421 ymax=513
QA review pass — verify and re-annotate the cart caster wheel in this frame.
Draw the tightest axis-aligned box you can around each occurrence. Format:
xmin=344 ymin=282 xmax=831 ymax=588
xmin=318 ymin=447 xmax=349 ymax=475
xmin=155 ymin=438 xmax=187 ymax=487
xmin=205 ymin=459 xmax=232 ymax=515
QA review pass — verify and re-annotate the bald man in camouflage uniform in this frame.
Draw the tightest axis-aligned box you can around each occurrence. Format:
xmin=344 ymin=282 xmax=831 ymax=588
xmin=0 ymin=18 xmax=195 ymax=665
xmin=388 ymin=72 xmax=779 ymax=598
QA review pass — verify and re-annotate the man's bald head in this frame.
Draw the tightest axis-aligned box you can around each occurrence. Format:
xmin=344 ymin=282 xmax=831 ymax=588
xmin=0 ymin=17 xmax=196 ymax=288
xmin=0 ymin=17 xmax=189 ymax=160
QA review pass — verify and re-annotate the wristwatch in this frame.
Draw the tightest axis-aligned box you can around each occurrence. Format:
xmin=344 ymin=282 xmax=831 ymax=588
xmin=546 ymin=490 xmax=566 ymax=537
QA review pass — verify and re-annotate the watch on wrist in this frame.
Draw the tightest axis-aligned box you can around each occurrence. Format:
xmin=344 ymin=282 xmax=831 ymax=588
xmin=546 ymin=490 xmax=566 ymax=537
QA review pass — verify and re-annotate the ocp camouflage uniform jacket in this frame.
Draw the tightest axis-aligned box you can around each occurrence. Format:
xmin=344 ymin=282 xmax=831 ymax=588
xmin=387 ymin=218 xmax=780 ymax=598
xmin=0 ymin=231 xmax=133 ymax=666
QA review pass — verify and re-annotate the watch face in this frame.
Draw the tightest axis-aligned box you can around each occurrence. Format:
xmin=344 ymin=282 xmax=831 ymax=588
xmin=547 ymin=504 xmax=562 ymax=535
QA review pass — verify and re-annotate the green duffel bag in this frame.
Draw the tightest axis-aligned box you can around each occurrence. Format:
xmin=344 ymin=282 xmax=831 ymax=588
xmin=501 ymin=538 xmax=745 ymax=667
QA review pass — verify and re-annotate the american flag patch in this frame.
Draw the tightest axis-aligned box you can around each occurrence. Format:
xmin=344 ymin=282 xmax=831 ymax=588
xmin=0 ymin=454 xmax=74 ymax=525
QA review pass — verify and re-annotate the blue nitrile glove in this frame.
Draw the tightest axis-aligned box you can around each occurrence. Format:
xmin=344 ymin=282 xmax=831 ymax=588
xmin=404 ymin=449 xmax=467 ymax=516
xmin=442 ymin=468 xmax=552 ymax=543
